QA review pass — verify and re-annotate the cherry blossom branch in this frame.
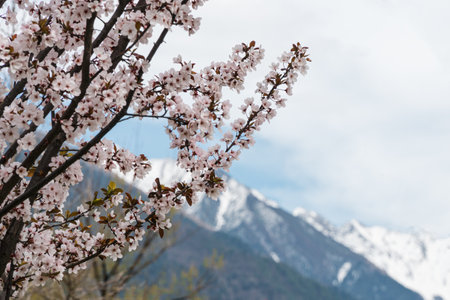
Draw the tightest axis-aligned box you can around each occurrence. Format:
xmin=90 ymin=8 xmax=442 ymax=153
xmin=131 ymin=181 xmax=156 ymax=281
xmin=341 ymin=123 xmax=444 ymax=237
xmin=225 ymin=66 xmax=292 ymax=153
xmin=0 ymin=103 xmax=53 ymax=166
xmin=0 ymin=14 xmax=98 ymax=207
xmin=1 ymin=21 xmax=169 ymax=220
xmin=121 ymin=113 xmax=189 ymax=125
xmin=0 ymin=1 xmax=309 ymax=296
xmin=93 ymin=0 xmax=131 ymax=49
xmin=0 ymin=46 xmax=53 ymax=118
xmin=65 ymin=243 xmax=114 ymax=269
xmin=0 ymin=13 xmax=104 ymax=286
xmin=0 ymin=19 xmax=174 ymax=218
xmin=0 ymin=105 xmax=129 ymax=219
xmin=69 ymin=2 xmax=129 ymax=76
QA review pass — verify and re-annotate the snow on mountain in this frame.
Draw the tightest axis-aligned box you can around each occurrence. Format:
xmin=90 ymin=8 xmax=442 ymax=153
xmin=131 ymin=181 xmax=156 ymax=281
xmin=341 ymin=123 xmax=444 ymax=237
xmin=337 ymin=262 xmax=352 ymax=284
xmin=293 ymin=207 xmax=334 ymax=236
xmin=336 ymin=221 xmax=450 ymax=300
xmin=294 ymin=209 xmax=450 ymax=300
xmin=181 ymin=169 xmax=422 ymax=299
xmin=114 ymin=159 xmax=279 ymax=232
xmin=113 ymin=159 xmax=423 ymax=300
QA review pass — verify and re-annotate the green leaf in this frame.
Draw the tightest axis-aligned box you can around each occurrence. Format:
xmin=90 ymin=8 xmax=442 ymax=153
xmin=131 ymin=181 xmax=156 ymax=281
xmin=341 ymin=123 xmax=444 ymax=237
xmin=108 ymin=181 xmax=116 ymax=190
xmin=92 ymin=198 xmax=104 ymax=206
xmin=69 ymin=211 xmax=79 ymax=218
xmin=113 ymin=188 xmax=124 ymax=195
xmin=48 ymin=207 xmax=60 ymax=214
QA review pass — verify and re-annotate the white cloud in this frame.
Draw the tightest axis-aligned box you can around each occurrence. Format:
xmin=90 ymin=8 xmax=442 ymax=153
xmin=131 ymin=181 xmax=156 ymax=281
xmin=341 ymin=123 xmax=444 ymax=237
xmin=251 ymin=0 xmax=450 ymax=236
xmin=132 ymin=0 xmax=450 ymax=236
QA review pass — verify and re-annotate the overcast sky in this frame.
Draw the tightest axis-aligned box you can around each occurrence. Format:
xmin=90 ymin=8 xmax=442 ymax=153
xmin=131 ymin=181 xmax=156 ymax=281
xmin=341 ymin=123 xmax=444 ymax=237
xmin=110 ymin=0 xmax=450 ymax=236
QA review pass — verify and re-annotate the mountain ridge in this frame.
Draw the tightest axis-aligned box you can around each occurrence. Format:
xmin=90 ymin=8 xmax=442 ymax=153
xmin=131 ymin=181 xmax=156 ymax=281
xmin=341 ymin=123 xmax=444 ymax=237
xmin=293 ymin=208 xmax=450 ymax=300
xmin=113 ymin=158 xmax=425 ymax=300
xmin=74 ymin=162 xmax=353 ymax=299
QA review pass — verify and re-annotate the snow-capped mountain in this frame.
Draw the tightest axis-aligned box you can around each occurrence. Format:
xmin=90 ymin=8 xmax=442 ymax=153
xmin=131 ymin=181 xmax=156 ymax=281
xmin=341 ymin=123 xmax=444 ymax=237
xmin=114 ymin=159 xmax=423 ymax=300
xmin=294 ymin=208 xmax=450 ymax=300
xmin=77 ymin=163 xmax=352 ymax=299
xmin=185 ymin=176 xmax=422 ymax=300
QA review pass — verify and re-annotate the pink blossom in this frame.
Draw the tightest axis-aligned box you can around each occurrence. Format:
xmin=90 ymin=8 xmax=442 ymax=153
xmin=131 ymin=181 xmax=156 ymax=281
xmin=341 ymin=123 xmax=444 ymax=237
xmin=0 ymin=1 xmax=309 ymax=296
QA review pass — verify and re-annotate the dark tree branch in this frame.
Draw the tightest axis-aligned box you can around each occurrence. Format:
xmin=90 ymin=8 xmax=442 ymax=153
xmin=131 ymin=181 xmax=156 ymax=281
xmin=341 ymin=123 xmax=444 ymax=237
xmin=120 ymin=113 xmax=188 ymax=125
xmin=3 ymin=262 xmax=14 ymax=300
xmin=101 ymin=261 xmax=108 ymax=297
xmin=80 ymin=14 xmax=98 ymax=92
xmin=0 ymin=0 xmax=7 ymax=10
xmin=0 ymin=219 xmax=22 ymax=293
xmin=65 ymin=244 xmax=112 ymax=270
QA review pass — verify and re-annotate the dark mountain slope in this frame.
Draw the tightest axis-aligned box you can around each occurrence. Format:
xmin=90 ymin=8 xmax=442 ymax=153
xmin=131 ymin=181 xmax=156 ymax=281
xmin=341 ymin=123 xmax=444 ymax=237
xmin=69 ymin=165 xmax=352 ymax=300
